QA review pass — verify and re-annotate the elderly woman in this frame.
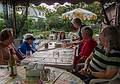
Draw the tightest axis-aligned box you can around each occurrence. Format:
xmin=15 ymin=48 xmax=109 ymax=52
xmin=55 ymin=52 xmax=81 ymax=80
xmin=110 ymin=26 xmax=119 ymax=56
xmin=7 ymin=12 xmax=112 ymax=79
xmin=0 ymin=28 xmax=14 ymax=65
xmin=78 ymin=26 xmax=120 ymax=84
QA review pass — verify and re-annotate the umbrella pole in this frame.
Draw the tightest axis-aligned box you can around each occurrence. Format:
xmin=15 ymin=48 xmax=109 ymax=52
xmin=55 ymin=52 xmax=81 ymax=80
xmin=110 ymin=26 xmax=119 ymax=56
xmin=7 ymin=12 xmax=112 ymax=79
xmin=116 ymin=2 xmax=120 ymax=25
xmin=2 ymin=0 xmax=9 ymax=28
xmin=12 ymin=1 xmax=17 ymax=38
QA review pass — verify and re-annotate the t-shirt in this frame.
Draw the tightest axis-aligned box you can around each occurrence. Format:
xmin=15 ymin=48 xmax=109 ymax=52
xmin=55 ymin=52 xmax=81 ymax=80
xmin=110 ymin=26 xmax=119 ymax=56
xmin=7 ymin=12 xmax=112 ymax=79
xmin=0 ymin=46 xmax=10 ymax=65
xmin=77 ymin=24 xmax=86 ymax=40
xmin=90 ymin=46 xmax=106 ymax=71
xmin=90 ymin=46 xmax=120 ymax=72
xmin=18 ymin=41 xmax=36 ymax=56
xmin=106 ymin=50 xmax=120 ymax=69
xmin=77 ymin=24 xmax=86 ymax=56
xmin=78 ymin=39 xmax=97 ymax=63
xmin=77 ymin=39 xmax=97 ymax=63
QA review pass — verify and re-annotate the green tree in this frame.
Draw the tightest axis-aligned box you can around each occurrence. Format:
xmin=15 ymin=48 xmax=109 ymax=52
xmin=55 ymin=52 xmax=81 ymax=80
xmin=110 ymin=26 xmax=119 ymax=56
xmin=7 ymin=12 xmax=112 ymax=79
xmin=0 ymin=20 xmax=4 ymax=31
xmin=26 ymin=2 xmax=102 ymax=34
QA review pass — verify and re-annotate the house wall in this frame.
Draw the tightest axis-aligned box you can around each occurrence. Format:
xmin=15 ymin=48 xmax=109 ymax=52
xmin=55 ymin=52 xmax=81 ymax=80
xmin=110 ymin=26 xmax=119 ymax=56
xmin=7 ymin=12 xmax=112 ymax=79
xmin=102 ymin=4 xmax=116 ymax=28
xmin=106 ymin=5 xmax=116 ymax=26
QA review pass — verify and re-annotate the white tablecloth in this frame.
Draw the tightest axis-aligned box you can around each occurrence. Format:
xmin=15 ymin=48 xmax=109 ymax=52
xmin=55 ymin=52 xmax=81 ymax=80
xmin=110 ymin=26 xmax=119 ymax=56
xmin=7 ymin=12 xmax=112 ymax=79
xmin=21 ymin=48 xmax=74 ymax=71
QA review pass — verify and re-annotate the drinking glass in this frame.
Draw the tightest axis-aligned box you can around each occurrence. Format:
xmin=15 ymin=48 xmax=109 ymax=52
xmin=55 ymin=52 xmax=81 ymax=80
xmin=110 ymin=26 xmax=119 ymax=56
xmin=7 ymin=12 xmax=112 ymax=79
xmin=26 ymin=51 xmax=32 ymax=57
xmin=53 ymin=51 xmax=59 ymax=63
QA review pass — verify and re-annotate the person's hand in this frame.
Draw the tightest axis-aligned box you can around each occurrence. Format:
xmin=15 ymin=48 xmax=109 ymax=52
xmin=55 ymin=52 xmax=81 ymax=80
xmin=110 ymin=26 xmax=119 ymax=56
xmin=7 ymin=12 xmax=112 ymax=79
xmin=86 ymin=68 xmax=92 ymax=75
xmin=26 ymin=55 xmax=32 ymax=58
xmin=79 ymin=67 xmax=88 ymax=75
xmin=72 ymin=40 xmax=79 ymax=45
xmin=13 ymin=54 xmax=19 ymax=61
xmin=65 ymin=43 xmax=74 ymax=49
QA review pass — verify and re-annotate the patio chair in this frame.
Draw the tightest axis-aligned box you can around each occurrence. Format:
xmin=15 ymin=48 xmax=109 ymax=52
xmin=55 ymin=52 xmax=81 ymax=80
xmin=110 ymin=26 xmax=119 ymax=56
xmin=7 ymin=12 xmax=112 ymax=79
xmin=89 ymin=69 xmax=120 ymax=84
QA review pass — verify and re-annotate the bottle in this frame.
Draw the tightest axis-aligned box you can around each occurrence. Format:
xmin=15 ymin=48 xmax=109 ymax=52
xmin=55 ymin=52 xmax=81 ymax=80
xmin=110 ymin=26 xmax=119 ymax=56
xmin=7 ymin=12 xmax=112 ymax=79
xmin=9 ymin=49 xmax=17 ymax=77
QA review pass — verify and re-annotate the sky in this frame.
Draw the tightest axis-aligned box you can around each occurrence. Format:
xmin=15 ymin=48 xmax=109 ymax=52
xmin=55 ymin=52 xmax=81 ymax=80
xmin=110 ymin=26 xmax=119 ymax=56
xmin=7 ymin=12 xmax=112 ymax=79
xmin=39 ymin=2 xmax=71 ymax=11
xmin=0 ymin=2 xmax=71 ymax=13
xmin=40 ymin=3 xmax=56 ymax=11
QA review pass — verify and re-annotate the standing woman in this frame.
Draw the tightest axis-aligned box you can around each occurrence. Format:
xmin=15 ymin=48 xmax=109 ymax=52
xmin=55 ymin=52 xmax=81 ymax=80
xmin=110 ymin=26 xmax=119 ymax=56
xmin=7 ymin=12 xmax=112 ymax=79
xmin=0 ymin=28 xmax=14 ymax=65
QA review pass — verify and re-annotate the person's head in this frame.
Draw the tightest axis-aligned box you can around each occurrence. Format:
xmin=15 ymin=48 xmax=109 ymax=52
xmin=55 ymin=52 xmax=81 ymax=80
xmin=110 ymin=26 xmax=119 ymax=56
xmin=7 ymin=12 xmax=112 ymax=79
xmin=24 ymin=34 xmax=35 ymax=45
xmin=99 ymin=26 xmax=120 ymax=51
xmin=0 ymin=28 xmax=13 ymax=46
xmin=51 ymin=29 xmax=56 ymax=34
xmin=81 ymin=26 xmax=93 ymax=40
xmin=60 ymin=31 xmax=66 ymax=39
xmin=71 ymin=18 xmax=82 ymax=29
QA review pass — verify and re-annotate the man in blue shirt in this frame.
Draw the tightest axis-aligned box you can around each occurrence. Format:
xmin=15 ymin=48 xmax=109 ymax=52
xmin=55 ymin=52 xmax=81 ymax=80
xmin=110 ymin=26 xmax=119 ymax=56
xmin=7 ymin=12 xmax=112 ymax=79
xmin=18 ymin=34 xmax=36 ymax=57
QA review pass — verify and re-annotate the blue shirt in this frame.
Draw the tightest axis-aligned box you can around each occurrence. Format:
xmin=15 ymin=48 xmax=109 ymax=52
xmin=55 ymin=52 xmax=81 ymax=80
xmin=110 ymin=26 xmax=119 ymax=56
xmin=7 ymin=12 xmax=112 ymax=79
xmin=18 ymin=41 xmax=37 ymax=56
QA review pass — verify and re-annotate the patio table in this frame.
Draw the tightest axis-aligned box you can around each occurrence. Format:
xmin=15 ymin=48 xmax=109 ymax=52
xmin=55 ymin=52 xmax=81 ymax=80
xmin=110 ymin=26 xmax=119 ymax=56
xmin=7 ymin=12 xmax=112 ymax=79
xmin=21 ymin=47 xmax=74 ymax=71
xmin=0 ymin=65 xmax=85 ymax=84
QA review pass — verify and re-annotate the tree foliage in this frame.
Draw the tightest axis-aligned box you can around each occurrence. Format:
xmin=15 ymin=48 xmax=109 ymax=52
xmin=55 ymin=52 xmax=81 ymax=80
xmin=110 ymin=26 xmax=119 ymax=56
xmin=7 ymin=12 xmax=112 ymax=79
xmin=0 ymin=2 xmax=102 ymax=37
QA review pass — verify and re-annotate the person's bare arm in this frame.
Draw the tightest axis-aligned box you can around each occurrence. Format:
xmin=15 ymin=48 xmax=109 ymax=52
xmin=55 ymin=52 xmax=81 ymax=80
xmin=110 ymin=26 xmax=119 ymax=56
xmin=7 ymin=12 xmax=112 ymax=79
xmin=0 ymin=49 xmax=4 ymax=64
xmin=84 ymin=52 xmax=93 ymax=69
xmin=72 ymin=40 xmax=83 ymax=45
xmin=91 ymin=69 xmax=118 ymax=79
xmin=80 ymin=53 xmax=93 ymax=75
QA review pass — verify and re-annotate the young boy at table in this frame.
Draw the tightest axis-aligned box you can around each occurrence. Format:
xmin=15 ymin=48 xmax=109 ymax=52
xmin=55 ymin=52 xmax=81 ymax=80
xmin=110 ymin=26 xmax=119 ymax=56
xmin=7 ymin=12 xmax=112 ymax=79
xmin=73 ymin=26 xmax=97 ymax=70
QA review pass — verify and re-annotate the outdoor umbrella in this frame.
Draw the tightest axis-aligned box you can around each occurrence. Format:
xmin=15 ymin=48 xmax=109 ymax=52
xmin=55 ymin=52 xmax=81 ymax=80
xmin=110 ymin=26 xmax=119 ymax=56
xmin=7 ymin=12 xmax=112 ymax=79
xmin=62 ymin=8 xmax=97 ymax=20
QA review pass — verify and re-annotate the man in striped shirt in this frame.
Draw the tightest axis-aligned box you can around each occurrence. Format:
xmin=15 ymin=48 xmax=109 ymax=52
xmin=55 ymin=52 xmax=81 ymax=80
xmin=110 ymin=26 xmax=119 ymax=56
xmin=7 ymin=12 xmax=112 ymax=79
xmin=89 ymin=45 xmax=106 ymax=72
xmin=79 ymin=26 xmax=120 ymax=84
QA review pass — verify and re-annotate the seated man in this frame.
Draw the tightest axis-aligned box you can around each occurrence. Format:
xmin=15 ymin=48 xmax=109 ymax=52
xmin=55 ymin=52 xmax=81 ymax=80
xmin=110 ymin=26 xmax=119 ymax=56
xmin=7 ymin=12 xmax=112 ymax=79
xmin=78 ymin=26 xmax=120 ymax=84
xmin=73 ymin=26 xmax=97 ymax=69
xmin=18 ymin=34 xmax=36 ymax=57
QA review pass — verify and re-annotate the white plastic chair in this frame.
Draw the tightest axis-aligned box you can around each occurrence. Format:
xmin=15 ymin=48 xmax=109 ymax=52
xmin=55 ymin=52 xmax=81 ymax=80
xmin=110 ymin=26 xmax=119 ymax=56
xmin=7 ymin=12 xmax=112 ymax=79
xmin=89 ymin=70 xmax=120 ymax=84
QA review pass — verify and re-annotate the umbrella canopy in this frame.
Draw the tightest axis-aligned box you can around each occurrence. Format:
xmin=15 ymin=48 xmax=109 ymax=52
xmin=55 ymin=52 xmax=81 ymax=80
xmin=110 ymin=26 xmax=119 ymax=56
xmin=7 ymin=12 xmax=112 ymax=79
xmin=62 ymin=8 xmax=97 ymax=20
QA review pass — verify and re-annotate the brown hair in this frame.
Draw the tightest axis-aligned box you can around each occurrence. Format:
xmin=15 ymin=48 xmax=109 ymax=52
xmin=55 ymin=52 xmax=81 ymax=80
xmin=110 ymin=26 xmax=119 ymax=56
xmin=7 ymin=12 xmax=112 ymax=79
xmin=81 ymin=26 xmax=93 ymax=38
xmin=72 ymin=18 xmax=82 ymax=25
xmin=60 ymin=31 xmax=66 ymax=39
xmin=0 ymin=28 xmax=12 ymax=41
xmin=102 ymin=26 xmax=120 ymax=50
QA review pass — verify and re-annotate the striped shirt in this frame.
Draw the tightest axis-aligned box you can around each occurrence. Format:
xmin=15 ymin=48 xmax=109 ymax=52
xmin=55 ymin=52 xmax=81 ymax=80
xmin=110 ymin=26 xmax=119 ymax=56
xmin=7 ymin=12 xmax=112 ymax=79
xmin=106 ymin=50 xmax=120 ymax=68
xmin=90 ymin=46 xmax=120 ymax=72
